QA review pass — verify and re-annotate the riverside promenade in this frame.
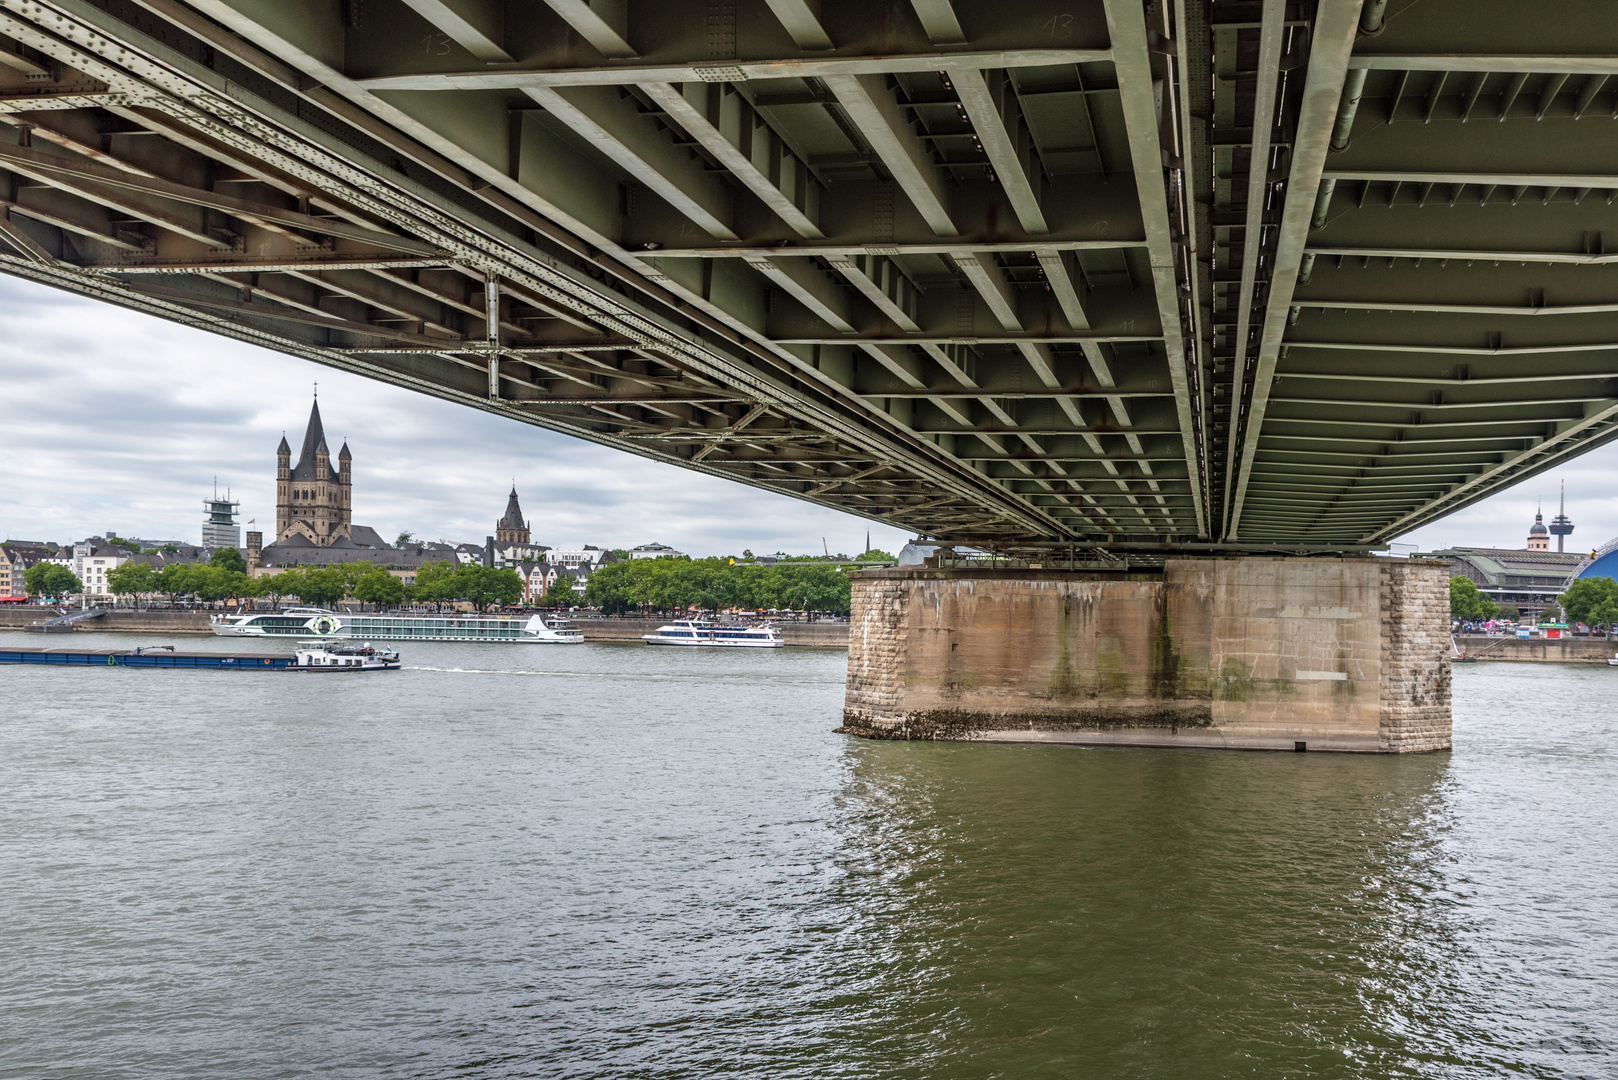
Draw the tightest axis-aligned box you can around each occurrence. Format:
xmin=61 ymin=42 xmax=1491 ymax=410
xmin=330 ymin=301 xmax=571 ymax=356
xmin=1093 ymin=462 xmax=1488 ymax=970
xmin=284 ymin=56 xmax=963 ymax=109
xmin=0 ymin=609 xmax=850 ymax=647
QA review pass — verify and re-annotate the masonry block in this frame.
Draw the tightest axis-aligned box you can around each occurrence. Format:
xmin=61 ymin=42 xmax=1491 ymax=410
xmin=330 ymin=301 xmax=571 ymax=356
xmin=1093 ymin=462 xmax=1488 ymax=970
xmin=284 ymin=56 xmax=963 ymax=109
xmin=840 ymin=557 xmax=1451 ymax=753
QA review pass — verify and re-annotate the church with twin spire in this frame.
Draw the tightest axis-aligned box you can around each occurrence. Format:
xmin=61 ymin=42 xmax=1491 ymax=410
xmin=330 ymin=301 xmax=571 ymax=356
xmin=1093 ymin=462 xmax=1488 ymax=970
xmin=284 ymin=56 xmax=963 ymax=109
xmin=270 ymin=396 xmax=385 ymax=551
xmin=276 ymin=397 xmax=352 ymax=547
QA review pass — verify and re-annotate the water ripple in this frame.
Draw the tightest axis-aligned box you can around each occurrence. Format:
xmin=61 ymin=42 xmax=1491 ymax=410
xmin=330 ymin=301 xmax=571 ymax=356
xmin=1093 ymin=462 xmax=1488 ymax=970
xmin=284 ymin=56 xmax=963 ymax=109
xmin=1 ymin=633 xmax=1614 ymax=1078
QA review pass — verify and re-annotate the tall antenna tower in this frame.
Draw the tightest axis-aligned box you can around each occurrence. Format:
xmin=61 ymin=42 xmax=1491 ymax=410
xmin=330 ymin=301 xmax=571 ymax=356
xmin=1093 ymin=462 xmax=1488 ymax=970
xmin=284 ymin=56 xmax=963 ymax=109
xmin=1549 ymin=480 xmax=1575 ymax=553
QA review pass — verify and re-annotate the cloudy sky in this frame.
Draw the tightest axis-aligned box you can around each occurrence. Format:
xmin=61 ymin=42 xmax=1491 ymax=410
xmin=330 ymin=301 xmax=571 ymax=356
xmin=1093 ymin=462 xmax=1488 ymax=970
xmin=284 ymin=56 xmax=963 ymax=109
xmin=0 ymin=274 xmax=1612 ymax=558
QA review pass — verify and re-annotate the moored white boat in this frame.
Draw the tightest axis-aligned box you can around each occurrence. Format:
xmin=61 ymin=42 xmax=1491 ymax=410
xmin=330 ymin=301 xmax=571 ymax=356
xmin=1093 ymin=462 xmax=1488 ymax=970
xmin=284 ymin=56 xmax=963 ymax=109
xmin=641 ymin=619 xmax=784 ymax=648
xmin=291 ymin=640 xmax=401 ymax=671
xmin=211 ymin=608 xmax=582 ymax=643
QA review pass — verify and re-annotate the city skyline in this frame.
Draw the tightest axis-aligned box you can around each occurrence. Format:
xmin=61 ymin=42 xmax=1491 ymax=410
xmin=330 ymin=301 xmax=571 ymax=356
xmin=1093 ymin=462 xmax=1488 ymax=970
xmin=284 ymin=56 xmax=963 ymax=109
xmin=3 ymin=274 xmax=1617 ymax=558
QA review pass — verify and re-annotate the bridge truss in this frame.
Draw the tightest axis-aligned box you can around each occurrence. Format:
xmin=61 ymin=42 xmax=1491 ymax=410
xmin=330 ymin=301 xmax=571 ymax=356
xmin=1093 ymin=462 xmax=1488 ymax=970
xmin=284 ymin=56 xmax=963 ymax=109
xmin=0 ymin=0 xmax=1611 ymax=550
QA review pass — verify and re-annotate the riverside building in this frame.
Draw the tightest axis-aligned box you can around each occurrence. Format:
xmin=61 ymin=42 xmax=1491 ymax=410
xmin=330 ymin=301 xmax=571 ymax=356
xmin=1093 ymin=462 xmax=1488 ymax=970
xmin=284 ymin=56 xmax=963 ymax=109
xmin=1423 ymin=506 xmax=1585 ymax=619
xmin=202 ymin=485 xmax=242 ymax=550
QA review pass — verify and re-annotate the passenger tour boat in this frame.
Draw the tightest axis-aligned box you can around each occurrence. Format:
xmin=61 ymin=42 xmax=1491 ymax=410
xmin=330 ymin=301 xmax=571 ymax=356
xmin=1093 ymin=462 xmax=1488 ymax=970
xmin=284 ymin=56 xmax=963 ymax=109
xmin=211 ymin=607 xmax=583 ymax=643
xmin=641 ymin=619 xmax=784 ymax=648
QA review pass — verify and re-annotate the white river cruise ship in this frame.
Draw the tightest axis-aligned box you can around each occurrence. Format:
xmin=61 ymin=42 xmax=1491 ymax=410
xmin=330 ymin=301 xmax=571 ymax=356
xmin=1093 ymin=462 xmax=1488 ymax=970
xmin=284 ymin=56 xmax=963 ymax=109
xmin=642 ymin=620 xmax=784 ymax=648
xmin=211 ymin=607 xmax=583 ymax=643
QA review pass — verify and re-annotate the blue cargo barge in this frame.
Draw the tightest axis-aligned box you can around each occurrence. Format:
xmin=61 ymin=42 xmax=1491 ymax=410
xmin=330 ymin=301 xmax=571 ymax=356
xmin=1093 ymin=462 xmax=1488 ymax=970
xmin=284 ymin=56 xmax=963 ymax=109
xmin=0 ymin=646 xmax=292 ymax=669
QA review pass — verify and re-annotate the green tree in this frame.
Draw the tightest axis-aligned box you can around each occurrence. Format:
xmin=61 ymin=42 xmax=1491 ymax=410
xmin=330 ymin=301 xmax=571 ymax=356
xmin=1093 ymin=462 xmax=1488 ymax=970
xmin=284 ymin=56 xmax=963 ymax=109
xmin=1559 ymin=577 xmax=1618 ymax=632
xmin=24 ymin=563 xmax=81 ymax=599
xmin=412 ymin=560 xmax=462 ymax=611
xmin=288 ymin=567 xmax=347 ymax=607
xmin=259 ymin=569 xmax=298 ymax=606
xmin=1540 ymin=602 xmax=1563 ymax=624
xmin=107 ymin=537 xmax=141 ymax=553
xmin=153 ymin=563 xmax=189 ymax=605
xmin=1448 ymin=576 xmax=1497 ymax=622
xmin=106 ymin=561 xmax=156 ymax=606
xmin=210 ymin=546 xmax=247 ymax=574
xmin=194 ymin=566 xmax=253 ymax=603
xmin=1591 ymin=598 xmax=1618 ymax=636
xmin=773 ymin=564 xmax=851 ymax=615
xmin=354 ymin=569 xmax=404 ymax=607
xmin=338 ymin=562 xmax=371 ymax=598
xmin=460 ymin=565 xmax=525 ymax=610
xmin=858 ymin=548 xmax=896 ymax=563
xmin=396 ymin=530 xmax=416 ymax=546
xmin=579 ymin=557 xmax=853 ymax=616
xmin=584 ymin=561 xmax=636 ymax=614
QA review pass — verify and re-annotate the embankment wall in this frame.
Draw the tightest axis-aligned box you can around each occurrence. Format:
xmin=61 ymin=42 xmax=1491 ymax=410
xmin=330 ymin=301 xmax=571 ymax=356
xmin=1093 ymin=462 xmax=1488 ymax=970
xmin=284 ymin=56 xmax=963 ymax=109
xmin=1457 ymin=635 xmax=1614 ymax=663
xmin=0 ymin=609 xmax=213 ymax=633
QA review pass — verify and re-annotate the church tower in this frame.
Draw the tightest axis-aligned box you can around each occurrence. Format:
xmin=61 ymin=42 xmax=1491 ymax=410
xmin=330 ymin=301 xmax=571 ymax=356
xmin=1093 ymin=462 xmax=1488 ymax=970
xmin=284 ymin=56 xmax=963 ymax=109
xmin=496 ymin=485 xmax=530 ymax=545
xmin=1526 ymin=506 xmax=1550 ymax=552
xmin=275 ymin=397 xmax=353 ymax=546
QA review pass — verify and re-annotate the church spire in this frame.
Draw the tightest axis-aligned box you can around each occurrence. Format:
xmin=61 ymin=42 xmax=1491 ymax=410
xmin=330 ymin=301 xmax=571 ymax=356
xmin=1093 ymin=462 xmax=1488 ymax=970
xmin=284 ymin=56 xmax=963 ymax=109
xmin=291 ymin=397 xmax=328 ymax=481
xmin=496 ymin=485 xmax=530 ymax=545
xmin=499 ymin=486 xmax=525 ymax=530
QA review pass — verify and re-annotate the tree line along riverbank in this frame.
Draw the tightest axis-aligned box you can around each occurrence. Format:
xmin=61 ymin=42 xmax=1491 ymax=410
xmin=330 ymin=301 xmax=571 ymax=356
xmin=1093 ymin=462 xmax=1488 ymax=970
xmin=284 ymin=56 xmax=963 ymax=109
xmin=27 ymin=555 xmax=857 ymax=619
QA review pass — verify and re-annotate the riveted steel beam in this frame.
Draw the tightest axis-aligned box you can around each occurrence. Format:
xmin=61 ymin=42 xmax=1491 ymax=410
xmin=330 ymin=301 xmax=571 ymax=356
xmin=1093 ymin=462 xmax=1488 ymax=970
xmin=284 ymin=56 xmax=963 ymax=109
xmin=5 ymin=0 xmax=1611 ymax=548
xmin=1228 ymin=0 xmax=1364 ymax=539
xmin=953 ymin=69 xmax=1046 ymax=233
xmin=401 ymin=0 xmax=512 ymax=62
xmin=823 ymin=73 xmax=958 ymax=236
xmin=358 ymin=50 xmax=1114 ymax=92
xmin=638 ymin=81 xmax=822 ymax=238
xmin=1104 ymin=0 xmax=1205 ymax=536
xmin=1347 ymin=55 xmax=1618 ymax=74
xmin=523 ymin=84 xmax=736 ymax=239
xmin=1225 ymin=0 xmax=1286 ymax=533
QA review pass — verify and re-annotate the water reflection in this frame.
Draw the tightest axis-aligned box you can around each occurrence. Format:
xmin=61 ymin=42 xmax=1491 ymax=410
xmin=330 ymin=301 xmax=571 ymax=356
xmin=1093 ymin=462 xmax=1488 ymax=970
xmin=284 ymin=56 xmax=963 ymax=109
xmin=1 ymin=638 xmax=1614 ymax=1078
xmin=828 ymin=743 xmax=1460 ymax=1078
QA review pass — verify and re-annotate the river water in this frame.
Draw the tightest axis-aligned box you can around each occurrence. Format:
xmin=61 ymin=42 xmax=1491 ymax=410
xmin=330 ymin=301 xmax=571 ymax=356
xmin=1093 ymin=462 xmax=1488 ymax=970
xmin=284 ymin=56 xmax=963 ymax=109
xmin=1 ymin=631 xmax=1615 ymax=1079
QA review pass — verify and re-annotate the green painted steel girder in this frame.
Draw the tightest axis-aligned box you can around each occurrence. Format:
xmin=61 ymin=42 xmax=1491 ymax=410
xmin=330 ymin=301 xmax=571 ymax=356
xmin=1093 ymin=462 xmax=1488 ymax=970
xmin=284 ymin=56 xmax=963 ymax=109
xmin=0 ymin=0 xmax=1608 ymax=549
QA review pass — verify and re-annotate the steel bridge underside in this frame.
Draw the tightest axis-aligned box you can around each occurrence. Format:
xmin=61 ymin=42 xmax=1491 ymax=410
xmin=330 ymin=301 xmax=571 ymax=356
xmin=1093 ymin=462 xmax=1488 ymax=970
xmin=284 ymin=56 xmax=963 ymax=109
xmin=0 ymin=0 xmax=1614 ymax=551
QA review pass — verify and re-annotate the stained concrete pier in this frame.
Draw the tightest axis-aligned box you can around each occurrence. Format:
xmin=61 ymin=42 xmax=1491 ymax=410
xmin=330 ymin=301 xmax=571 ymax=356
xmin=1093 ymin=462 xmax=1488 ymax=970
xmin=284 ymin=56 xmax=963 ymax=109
xmin=841 ymin=557 xmax=1451 ymax=754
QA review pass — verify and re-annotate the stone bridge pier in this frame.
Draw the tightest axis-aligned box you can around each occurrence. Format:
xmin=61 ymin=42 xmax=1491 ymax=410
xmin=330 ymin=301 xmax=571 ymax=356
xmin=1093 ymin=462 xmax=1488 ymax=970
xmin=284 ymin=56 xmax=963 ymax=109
xmin=841 ymin=558 xmax=1451 ymax=754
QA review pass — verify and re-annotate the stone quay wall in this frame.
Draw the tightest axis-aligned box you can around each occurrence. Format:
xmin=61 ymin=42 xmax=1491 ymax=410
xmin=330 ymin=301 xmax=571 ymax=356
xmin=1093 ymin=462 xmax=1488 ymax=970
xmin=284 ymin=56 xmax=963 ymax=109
xmin=841 ymin=557 xmax=1452 ymax=754
xmin=0 ymin=609 xmax=213 ymax=633
xmin=1457 ymin=635 xmax=1615 ymax=663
